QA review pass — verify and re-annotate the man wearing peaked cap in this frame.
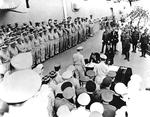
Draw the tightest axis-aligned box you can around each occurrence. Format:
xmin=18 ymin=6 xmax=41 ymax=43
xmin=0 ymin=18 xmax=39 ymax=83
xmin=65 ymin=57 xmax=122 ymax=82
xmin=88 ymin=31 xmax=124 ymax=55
xmin=85 ymin=80 xmax=97 ymax=110
xmin=63 ymin=87 xmax=75 ymax=100
xmin=62 ymin=70 xmax=73 ymax=80
xmin=61 ymin=81 xmax=73 ymax=91
xmin=73 ymin=46 xmax=85 ymax=80
xmin=85 ymin=80 xmax=96 ymax=93
xmin=100 ymin=54 xmax=107 ymax=60
xmin=107 ymin=71 xmax=116 ymax=79
xmin=61 ymin=70 xmax=80 ymax=90
xmin=49 ymin=70 xmax=57 ymax=79
xmin=100 ymin=76 xmax=112 ymax=89
xmin=101 ymin=89 xmax=116 ymax=112
xmin=94 ymin=53 xmax=109 ymax=85
xmin=79 ymin=76 xmax=90 ymax=87
xmin=86 ymin=70 xmax=95 ymax=79
xmin=77 ymin=92 xmax=91 ymax=106
xmin=54 ymin=63 xmax=63 ymax=84
xmin=103 ymin=109 xmax=116 ymax=117
xmin=0 ymin=69 xmax=41 ymax=103
xmin=90 ymin=102 xmax=104 ymax=114
xmin=0 ymin=44 xmax=10 ymax=71
xmin=33 ymin=64 xmax=44 ymax=78
xmin=10 ymin=52 xmax=33 ymax=70
xmin=8 ymin=40 xmax=19 ymax=58
xmin=89 ymin=111 xmax=103 ymax=117
xmin=56 ymin=105 xmax=71 ymax=117
xmin=16 ymin=37 xmax=26 ymax=53
xmin=54 ymin=94 xmax=76 ymax=111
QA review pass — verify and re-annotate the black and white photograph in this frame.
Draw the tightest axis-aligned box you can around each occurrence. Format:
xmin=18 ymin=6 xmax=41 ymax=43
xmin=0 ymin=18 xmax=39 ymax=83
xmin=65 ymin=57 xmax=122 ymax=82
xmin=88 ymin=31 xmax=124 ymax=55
xmin=0 ymin=0 xmax=150 ymax=117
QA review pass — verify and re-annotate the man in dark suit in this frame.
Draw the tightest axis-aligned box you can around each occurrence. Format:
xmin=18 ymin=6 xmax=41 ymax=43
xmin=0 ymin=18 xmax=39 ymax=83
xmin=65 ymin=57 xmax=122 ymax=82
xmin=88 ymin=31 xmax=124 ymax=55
xmin=101 ymin=28 xmax=111 ymax=53
xmin=131 ymin=27 xmax=140 ymax=53
xmin=140 ymin=28 xmax=149 ymax=57
xmin=110 ymin=27 xmax=119 ymax=53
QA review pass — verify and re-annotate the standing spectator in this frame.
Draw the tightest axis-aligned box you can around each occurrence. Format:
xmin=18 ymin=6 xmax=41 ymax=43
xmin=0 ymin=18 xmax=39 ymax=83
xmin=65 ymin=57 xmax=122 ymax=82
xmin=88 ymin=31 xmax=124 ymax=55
xmin=73 ymin=46 xmax=85 ymax=79
xmin=140 ymin=28 xmax=149 ymax=57
xmin=0 ymin=45 xmax=10 ymax=71
xmin=8 ymin=41 xmax=19 ymax=58
xmin=101 ymin=28 xmax=110 ymax=53
xmin=124 ymin=31 xmax=131 ymax=61
xmin=131 ymin=27 xmax=140 ymax=53
xmin=105 ymin=42 xmax=115 ymax=65
xmin=110 ymin=27 xmax=119 ymax=53
xmin=120 ymin=28 xmax=126 ymax=55
xmin=89 ymin=15 xmax=94 ymax=37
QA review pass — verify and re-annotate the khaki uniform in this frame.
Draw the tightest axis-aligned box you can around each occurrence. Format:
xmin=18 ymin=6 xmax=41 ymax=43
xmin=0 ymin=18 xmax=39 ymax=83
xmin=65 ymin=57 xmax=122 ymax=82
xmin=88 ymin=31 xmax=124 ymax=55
xmin=16 ymin=42 xmax=26 ymax=53
xmin=62 ymin=28 xmax=68 ymax=51
xmin=74 ymin=23 xmax=79 ymax=45
xmin=67 ymin=27 xmax=72 ymax=48
xmin=53 ymin=32 xmax=59 ymax=55
xmin=73 ymin=52 xmax=85 ymax=79
xmin=94 ymin=61 xmax=109 ymax=85
xmin=43 ymin=34 xmax=49 ymax=59
xmin=0 ymin=49 xmax=10 ymax=71
xmin=58 ymin=29 xmax=64 ymax=53
xmin=38 ymin=36 xmax=45 ymax=62
xmin=89 ymin=18 xmax=94 ymax=36
xmin=71 ymin=25 xmax=76 ymax=47
xmin=48 ymin=32 xmax=55 ymax=57
xmin=8 ymin=46 xmax=19 ymax=58
xmin=34 ymin=38 xmax=40 ymax=65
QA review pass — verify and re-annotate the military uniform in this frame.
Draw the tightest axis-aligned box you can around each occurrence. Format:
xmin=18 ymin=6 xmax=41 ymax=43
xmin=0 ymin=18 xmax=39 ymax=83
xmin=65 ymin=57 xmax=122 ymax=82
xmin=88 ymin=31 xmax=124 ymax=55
xmin=73 ymin=47 xmax=85 ymax=80
xmin=57 ymin=27 xmax=63 ymax=53
xmin=53 ymin=29 xmax=59 ymax=55
xmin=70 ymin=23 xmax=76 ymax=47
xmin=94 ymin=55 xmax=109 ymax=85
xmin=74 ymin=21 xmax=79 ymax=46
xmin=105 ymin=43 xmax=115 ymax=65
xmin=48 ymin=29 xmax=55 ymax=57
xmin=16 ymin=38 xmax=26 ymax=53
xmin=101 ymin=29 xmax=111 ymax=53
xmin=34 ymin=34 xmax=41 ymax=65
xmin=131 ymin=28 xmax=139 ymax=52
xmin=0 ymin=45 xmax=10 ymax=71
xmin=110 ymin=29 xmax=119 ymax=52
xmin=66 ymin=24 xmax=72 ymax=48
xmin=8 ymin=41 xmax=19 ymax=58
xmin=63 ymin=24 xmax=69 ymax=50
xmin=28 ymin=33 xmax=36 ymax=67
xmin=89 ymin=16 xmax=94 ymax=36
xmin=43 ymin=31 xmax=49 ymax=60
xmin=38 ymin=32 xmax=46 ymax=63
xmin=120 ymin=30 xmax=126 ymax=55
xmin=140 ymin=29 xmax=149 ymax=57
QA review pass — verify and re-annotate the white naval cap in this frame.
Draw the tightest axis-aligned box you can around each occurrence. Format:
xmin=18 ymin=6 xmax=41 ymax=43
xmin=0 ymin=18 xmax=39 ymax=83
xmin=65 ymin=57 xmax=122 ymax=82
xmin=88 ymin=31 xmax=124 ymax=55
xmin=11 ymin=52 xmax=33 ymax=70
xmin=0 ymin=69 xmax=41 ymax=103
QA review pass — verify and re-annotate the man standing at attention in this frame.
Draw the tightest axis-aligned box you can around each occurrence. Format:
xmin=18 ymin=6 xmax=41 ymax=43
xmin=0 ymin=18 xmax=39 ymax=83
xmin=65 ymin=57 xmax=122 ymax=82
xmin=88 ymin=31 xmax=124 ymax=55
xmin=73 ymin=46 xmax=85 ymax=80
xmin=140 ymin=28 xmax=149 ymax=57
xmin=131 ymin=27 xmax=139 ymax=53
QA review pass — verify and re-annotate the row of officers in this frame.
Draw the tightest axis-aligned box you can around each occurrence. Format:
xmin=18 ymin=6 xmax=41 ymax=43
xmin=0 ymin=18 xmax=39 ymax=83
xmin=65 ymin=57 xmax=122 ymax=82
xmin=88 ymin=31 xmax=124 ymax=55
xmin=101 ymin=24 xmax=150 ymax=61
xmin=0 ymin=16 xmax=95 ymax=70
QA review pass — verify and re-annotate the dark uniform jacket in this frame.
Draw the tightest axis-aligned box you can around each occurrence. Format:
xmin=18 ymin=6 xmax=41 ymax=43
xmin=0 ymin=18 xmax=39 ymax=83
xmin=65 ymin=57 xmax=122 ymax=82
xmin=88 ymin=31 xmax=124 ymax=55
xmin=140 ymin=33 xmax=149 ymax=45
xmin=131 ymin=31 xmax=139 ymax=44
xmin=110 ymin=30 xmax=119 ymax=44
xmin=102 ymin=31 xmax=111 ymax=44
xmin=105 ymin=46 xmax=114 ymax=65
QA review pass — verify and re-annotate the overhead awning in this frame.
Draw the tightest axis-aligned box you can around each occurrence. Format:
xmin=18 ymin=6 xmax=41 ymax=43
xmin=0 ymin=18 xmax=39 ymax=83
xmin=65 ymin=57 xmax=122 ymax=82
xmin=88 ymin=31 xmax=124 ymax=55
xmin=0 ymin=0 xmax=20 ymax=10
